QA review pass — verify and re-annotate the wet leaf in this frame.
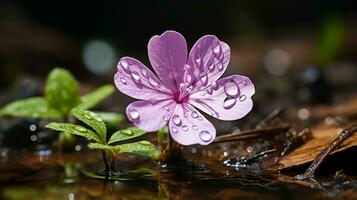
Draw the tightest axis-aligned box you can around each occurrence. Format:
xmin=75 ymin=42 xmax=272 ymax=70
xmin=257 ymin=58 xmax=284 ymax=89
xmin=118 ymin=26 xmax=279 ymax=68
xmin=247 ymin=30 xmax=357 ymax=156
xmin=71 ymin=109 xmax=106 ymax=142
xmin=0 ymin=97 xmax=62 ymax=119
xmin=46 ymin=122 xmax=100 ymax=143
xmin=108 ymin=127 xmax=146 ymax=144
xmin=88 ymin=140 xmax=160 ymax=160
xmin=96 ymin=112 xmax=124 ymax=128
xmin=45 ymin=68 xmax=80 ymax=116
xmin=77 ymin=85 xmax=114 ymax=110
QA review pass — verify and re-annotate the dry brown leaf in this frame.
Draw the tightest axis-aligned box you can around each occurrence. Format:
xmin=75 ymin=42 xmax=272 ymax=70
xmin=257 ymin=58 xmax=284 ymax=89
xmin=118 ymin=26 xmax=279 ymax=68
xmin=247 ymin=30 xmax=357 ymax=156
xmin=271 ymin=124 xmax=357 ymax=170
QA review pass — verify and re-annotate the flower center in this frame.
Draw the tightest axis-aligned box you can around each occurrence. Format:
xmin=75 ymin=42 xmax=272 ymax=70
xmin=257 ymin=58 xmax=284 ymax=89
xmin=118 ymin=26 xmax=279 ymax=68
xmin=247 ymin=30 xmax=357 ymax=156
xmin=173 ymin=92 xmax=189 ymax=104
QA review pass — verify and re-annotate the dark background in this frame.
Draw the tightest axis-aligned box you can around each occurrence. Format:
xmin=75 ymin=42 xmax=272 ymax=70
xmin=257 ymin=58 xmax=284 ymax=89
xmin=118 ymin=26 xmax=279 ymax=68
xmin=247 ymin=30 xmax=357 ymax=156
xmin=0 ymin=0 xmax=357 ymax=114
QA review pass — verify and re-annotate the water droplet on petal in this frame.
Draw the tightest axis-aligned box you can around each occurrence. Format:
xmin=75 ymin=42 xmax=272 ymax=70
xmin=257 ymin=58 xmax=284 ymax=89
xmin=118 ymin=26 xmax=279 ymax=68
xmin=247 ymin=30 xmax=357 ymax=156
xmin=182 ymin=125 xmax=189 ymax=131
xmin=224 ymin=81 xmax=240 ymax=97
xmin=191 ymin=111 xmax=199 ymax=118
xmin=213 ymin=44 xmax=221 ymax=56
xmin=198 ymin=116 xmax=203 ymax=121
xmin=239 ymin=95 xmax=247 ymax=102
xmin=207 ymin=59 xmax=215 ymax=71
xmin=200 ymin=130 xmax=212 ymax=142
xmin=120 ymin=60 xmax=130 ymax=72
xmin=200 ymin=73 xmax=208 ymax=86
xmin=184 ymin=64 xmax=191 ymax=70
xmin=185 ymin=73 xmax=193 ymax=84
xmin=211 ymin=81 xmax=219 ymax=90
xmin=128 ymin=108 xmax=139 ymax=120
xmin=172 ymin=115 xmax=182 ymax=126
xmin=120 ymin=77 xmax=127 ymax=85
xmin=195 ymin=54 xmax=202 ymax=65
xmin=163 ymin=115 xmax=170 ymax=122
xmin=148 ymin=76 xmax=160 ymax=87
xmin=192 ymin=125 xmax=198 ymax=130
xmin=131 ymin=71 xmax=141 ymax=83
xmin=164 ymin=106 xmax=170 ymax=111
xmin=217 ymin=63 xmax=224 ymax=71
xmin=172 ymin=127 xmax=178 ymax=133
xmin=206 ymin=87 xmax=213 ymax=95
xmin=141 ymin=68 xmax=148 ymax=77
xmin=223 ymin=97 xmax=237 ymax=109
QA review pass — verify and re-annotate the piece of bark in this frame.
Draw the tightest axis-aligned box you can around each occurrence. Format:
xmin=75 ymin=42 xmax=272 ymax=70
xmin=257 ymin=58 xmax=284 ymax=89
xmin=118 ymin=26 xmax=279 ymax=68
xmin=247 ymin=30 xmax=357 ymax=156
xmin=270 ymin=124 xmax=357 ymax=170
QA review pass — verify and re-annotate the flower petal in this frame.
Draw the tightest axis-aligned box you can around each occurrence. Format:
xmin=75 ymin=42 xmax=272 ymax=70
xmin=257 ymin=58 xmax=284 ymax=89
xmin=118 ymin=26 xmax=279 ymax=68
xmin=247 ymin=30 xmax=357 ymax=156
xmin=186 ymin=35 xmax=231 ymax=93
xmin=148 ymin=31 xmax=188 ymax=92
xmin=126 ymin=99 xmax=176 ymax=132
xmin=189 ymin=75 xmax=255 ymax=120
xmin=169 ymin=104 xmax=216 ymax=145
xmin=115 ymin=57 xmax=173 ymax=100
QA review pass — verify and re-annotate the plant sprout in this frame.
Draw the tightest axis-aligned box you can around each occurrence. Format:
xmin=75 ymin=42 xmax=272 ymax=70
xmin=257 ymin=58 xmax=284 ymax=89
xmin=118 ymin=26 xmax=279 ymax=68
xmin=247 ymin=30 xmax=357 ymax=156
xmin=0 ymin=68 xmax=123 ymax=147
xmin=46 ymin=109 xmax=159 ymax=177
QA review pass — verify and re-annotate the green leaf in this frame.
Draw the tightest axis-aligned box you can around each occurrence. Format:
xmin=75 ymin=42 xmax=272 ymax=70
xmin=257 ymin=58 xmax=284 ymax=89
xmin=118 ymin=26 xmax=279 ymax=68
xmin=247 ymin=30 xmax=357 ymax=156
xmin=96 ymin=112 xmax=124 ymax=128
xmin=77 ymin=85 xmax=114 ymax=110
xmin=157 ymin=126 xmax=168 ymax=147
xmin=0 ymin=97 xmax=62 ymax=119
xmin=108 ymin=127 xmax=146 ymax=144
xmin=46 ymin=122 xmax=100 ymax=143
xmin=88 ymin=140 xmax=160 ymax=160
xmin=45 ymin=68 xmax=80 ymax=116
xmin=71 ymin=109 xmax=106 ymax=142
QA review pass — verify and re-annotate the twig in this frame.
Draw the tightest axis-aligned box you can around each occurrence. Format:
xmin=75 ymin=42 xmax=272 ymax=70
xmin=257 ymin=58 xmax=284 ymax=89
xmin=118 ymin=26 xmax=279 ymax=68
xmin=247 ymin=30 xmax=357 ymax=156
xmin=101 ymin=151 xmax=110 ymax=177
xmin=296 ymin=124 xmax=357 ymax=180
xmin=213 ymin=124 xmax=290 ymax=143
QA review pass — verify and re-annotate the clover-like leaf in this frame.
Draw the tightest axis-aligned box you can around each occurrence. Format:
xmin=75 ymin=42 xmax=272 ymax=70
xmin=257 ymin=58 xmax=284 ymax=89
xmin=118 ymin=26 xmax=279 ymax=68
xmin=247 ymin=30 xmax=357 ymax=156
xmin=96 ymin=112 xmax=124 ymax=128
xmin=0 ymin=97 xmax=62 ymax=119
xmin=45 ymin=68 xmax=80 ymax=116
xmin=108 ymin=127 xmax=146 ymax=144
xmin=88 ymin=140 xmax=160 ymax=160
xmin=77 ymin=85 xmax=114 ymax=110
xmin=71 ymin=109 xmax=106 ymax=142
xmin=46 ymin=122 xmax=100 ymax=143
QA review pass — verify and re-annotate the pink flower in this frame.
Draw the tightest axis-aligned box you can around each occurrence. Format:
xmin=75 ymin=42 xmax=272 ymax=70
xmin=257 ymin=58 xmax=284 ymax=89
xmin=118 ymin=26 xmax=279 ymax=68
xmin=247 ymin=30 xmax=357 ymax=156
xmin=114 ymin=31 xmax=255 ymax=146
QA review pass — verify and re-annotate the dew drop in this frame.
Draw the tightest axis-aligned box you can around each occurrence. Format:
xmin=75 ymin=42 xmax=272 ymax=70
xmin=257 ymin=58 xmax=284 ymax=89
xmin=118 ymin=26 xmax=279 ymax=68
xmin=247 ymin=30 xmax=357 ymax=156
xmin=120 ymin=77 xmax=127 ymax=85
xmin=148 ymin=76 xmax=159 ymax=87
xmin=172 ymin=127 xmax=178 ymax=133
xmin=211 ymin=81 xmax=219 ymax=90
xmin=239 ymin=95 xmax=247 ymax=102
xmin=172 ymin=115 xmax=182 ymax=126
xmin=207 ymin=59 xmax=215 ymax=71
xmin=185 ymin=73 xmax=193 ymax=84
xmin=141 ymin=68 xmax=148 ymax=77
xmin=84 ymin=114 xmax=92 ymax=119
xmin=195 ymin=54 xmax=202 ymax=65
xmin=75 ymin=126 xmax=87 ymax=132
xmin=128 ymin=108 xmax=139 ymax=120
xmin=164 ymin=106 xmax=170 ymax=111
xmin=213 ymin=44 xmax=221 ymax=56
xmin=163 ymin=115 xmax=170 ymax=122
xmin=120 ymin=60 xmax=130 ymax=71
xmin=200 ymin=130 xmax=212 ymax=142
xmin=217 ymin=63 xmax=224 ymax=71
xmin=206 ymin=87 xmax=213 ymax=95
xmin=191 ymin=111 xmax=199 ymax=118
xmin=182 ymin=125 xmax=189 ymax=131
xmin=223 ymin=97 xmax=237 ymax=109
xmin=200 ymin=73 xmax=208 ymax=86
xmin=184 ymin=64 xmax=191 ymax=71
xmin=224 ymin=81 xmax=240 ymax=97
xmin=192 ymin=125 xmax=198 ymax=130
xmin=131 ymin=71 xmax=141 ymax=83
xmin=123 ymin=130 xmax=134 ymax=136
xmin=198 ymin=116 xmax=203 ymax=121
